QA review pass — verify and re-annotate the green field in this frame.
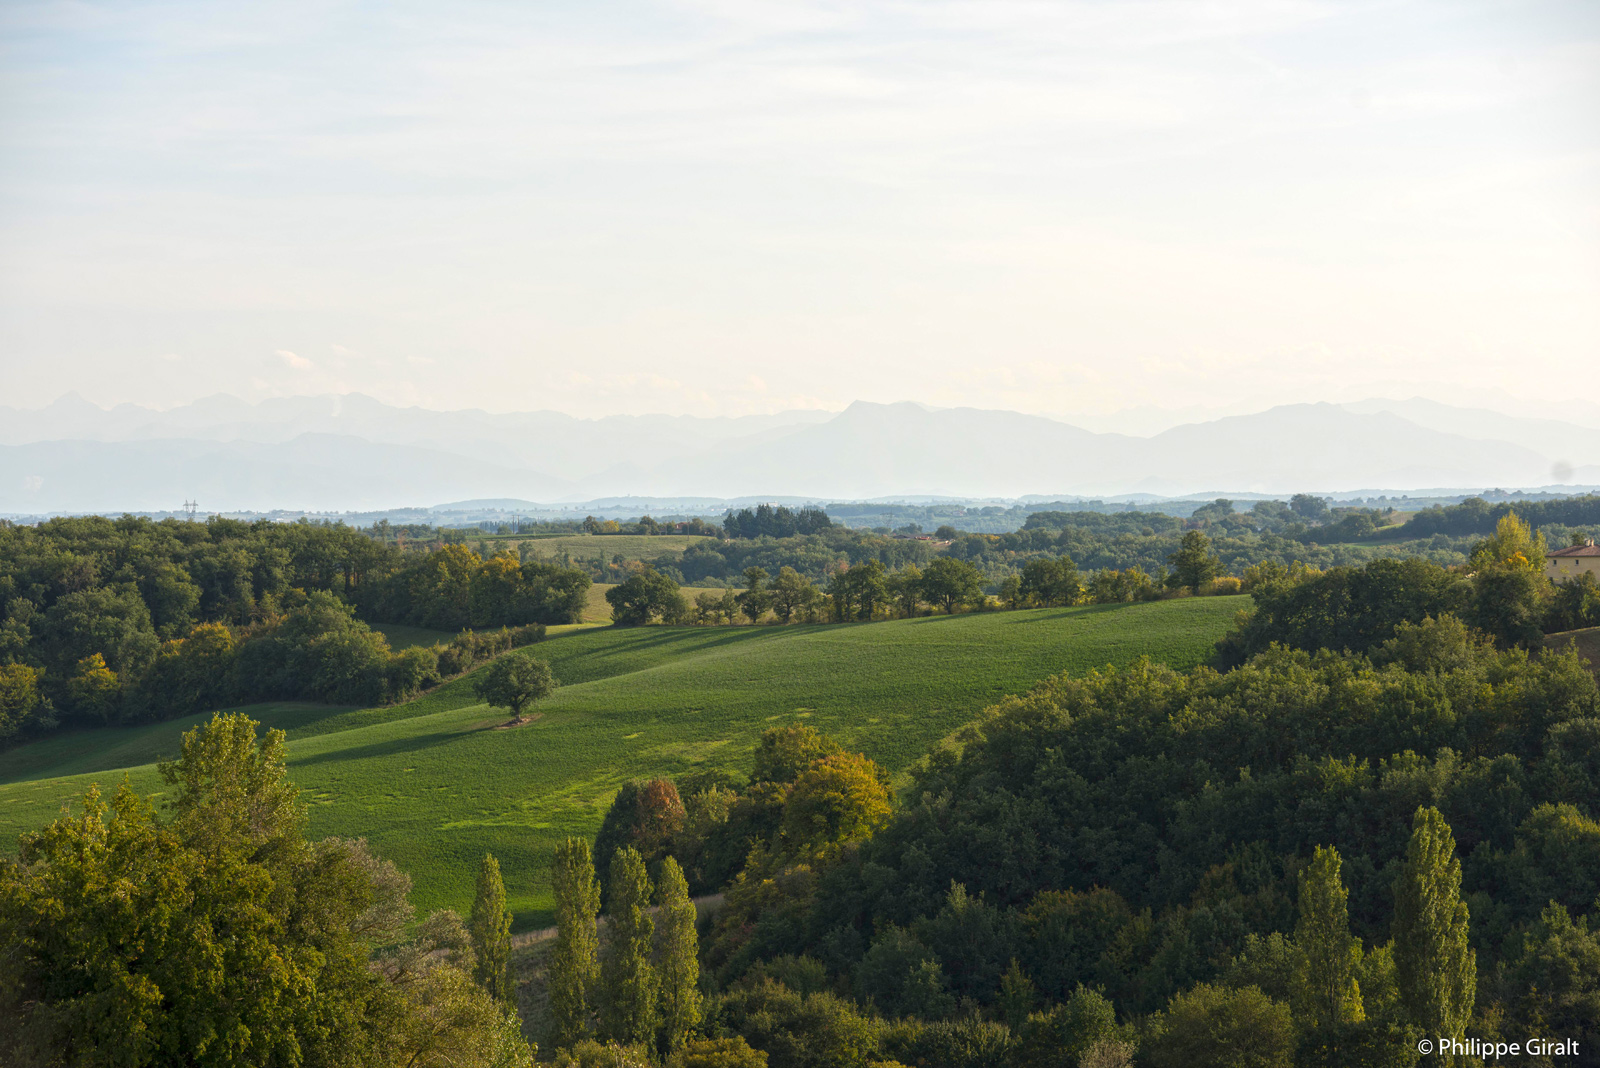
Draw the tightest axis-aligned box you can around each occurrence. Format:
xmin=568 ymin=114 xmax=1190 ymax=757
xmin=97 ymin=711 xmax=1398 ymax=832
xmin=516 ymin=534 xmax=711 ymax=561
xmin=372 ymin=623 xmax=457 ymax=649
xmin=0 ymin=598 xmax=1239 ymax=929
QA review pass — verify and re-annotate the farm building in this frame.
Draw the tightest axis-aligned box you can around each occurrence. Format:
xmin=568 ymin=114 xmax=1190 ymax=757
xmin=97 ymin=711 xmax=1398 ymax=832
xmin=1546 ymin=539 xmax=1600 ymax=583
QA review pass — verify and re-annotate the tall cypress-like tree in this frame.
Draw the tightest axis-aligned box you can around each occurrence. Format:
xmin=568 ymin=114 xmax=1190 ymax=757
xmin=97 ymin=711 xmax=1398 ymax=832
xmin=548 ymin=837 xmax=601 ymax=1047
xmin=470 ymin=853 xmax=513 ymax=1004
xmin=654 ymin=856 xmax=702 ymax=1052
xmin=601 ymin=847 xmax=658 ymax=1044
xmin=1292 ymin=845 xmax=1365 ymax=1028
xmin=1392 ymin=808 xmax=1476 ymax=1058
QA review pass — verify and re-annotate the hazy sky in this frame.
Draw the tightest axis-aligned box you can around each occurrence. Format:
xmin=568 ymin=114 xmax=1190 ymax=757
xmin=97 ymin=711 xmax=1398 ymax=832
xmin=1 ymin=0 xmax=1596 ymax=421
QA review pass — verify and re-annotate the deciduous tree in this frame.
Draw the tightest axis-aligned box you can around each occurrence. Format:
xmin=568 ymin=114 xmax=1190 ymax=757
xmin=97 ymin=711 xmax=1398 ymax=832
xmin=471 ymin=853 xmax=514 ymax=1004
xmin=601 ymin=848 xmax=658 ymax=1045
xmin=654 ymin=857 xmax=702 ymax=1052
xmin=550 ymin=837 xmax=602 ymax=1048
xmin=1392 ymin=807 xmax=1475 ymax=1060
xmin=473 ymin=652 xmax=558 ymax=723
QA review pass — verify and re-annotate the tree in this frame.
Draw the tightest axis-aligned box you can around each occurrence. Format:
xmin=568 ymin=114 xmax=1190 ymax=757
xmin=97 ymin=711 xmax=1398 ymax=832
xmin=471 ymin=853 xmax=514 ymax=1004
xmin=780 ymin=751 xmax=893 ymax=858
xmin=737 ymin=567 xmax=771 ymax=625
xmin=473 ymin=652 xmax=559 ymax=723
xmin=1392 ymin=807 xmax=1475 ymax=1060
xmin=1016 ymin=985 xmax=1130 ymax=1068
xmin=0 ymin=711 xmax=531 ymax=1065
xmin=0 ymin=662 xmax=42 ymax=740
xmin=998 ymin=574 xmax=1024 ymax=610
xmin=752 ymin=724 xmax=844 ymax=785
xmin=919 ymin=557 xmax=985 ymax=615
xmin=1469 ymin=510 xmax=1547 ymax=572
xmin=1292 ymin=845 xmax=1365 ymax=1029
xmin=66 ymin=651 xmax=120 ymax=722
xmin=607 ymin=570 xmax=688 ymax=626
xmin=768 ymin=567 xmax=819 ymax=624
xmin=888 ymin=564 xmax=923 ymax=618
xmin=1290 ymin=493 xmax=1330 ymax=521
xmin=601 ymin=847 xmax=658 ymax=1045
xmin=1020 ymin=556 xmax=1079 ymax=607
xmin=654 ymin=857 xmax=702 ymax=1052
xmin=1145 ymin=984 xmax=1295 ymax=1068
xmin=550 ymin=837 xmax=603 ymax=1048
xmin=851 ymin=559 xmax=889 ymax=620
xmin=667 ymin=1036 xmax=769 ymax=1068
xmin=1167 ymin=530 xmax=1221 ymax=592
xmin=998 ymin=958 xmax=1036 ymax=1030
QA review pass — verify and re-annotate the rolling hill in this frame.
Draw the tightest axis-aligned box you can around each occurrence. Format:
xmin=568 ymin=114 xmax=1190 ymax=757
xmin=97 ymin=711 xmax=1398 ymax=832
xmin=0 ymin=598 xmax=1239 ymax=928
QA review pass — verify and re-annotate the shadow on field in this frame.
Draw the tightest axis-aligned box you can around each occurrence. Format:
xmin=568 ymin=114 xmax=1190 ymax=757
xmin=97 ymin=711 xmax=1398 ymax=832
xmin=289 ymin=729 xmax=464 ymax=767
xmin=562 ymin=626 xmax=771 ymax=661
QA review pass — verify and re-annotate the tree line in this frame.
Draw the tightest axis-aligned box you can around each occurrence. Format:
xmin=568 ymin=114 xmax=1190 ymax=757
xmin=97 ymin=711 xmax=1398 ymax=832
xmin=0 ymin=516 xmax=589 ymax=743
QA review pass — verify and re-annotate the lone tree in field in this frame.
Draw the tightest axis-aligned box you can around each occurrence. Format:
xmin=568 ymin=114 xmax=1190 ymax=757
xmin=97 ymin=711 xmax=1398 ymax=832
xmin=473 ymin=652 xmax=558 ymax=724
xmin=470 ymin=853 xmax=513 ymax=1004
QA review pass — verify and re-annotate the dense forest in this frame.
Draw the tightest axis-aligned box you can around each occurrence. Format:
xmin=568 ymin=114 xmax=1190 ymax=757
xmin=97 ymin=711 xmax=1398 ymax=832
xmin=0 ymin=516 xmax=589 ymax=741
xmin=550 ymin=590 xmax=1600 ymax=1065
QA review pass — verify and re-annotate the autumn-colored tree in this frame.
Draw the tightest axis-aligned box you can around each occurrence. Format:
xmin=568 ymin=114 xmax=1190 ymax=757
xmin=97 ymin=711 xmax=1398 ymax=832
xmin=780 ymin=751 xmax=893 ymax=857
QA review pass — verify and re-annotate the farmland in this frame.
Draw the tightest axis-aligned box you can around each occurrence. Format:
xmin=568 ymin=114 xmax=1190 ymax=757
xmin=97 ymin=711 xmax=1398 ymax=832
xmin=0 ymin=597 xmax=1240 ymax=929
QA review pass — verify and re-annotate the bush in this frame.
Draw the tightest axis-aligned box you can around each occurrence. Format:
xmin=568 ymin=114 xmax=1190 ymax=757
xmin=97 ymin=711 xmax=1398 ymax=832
xmin=1143 ymin=984 xmax=1294 ymax=1068
xmin=717 ymin=979 xmax=881 ymax=1068
xmin=668 ymin=1036 xmax=770 ymax=1068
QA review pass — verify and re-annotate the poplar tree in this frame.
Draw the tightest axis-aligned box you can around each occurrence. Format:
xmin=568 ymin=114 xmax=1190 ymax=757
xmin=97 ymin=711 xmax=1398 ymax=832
xmin=1291 ymin=845 xmax=1365 ymax=1028
xmin=471 ymin=853 xmax=513 ymax=1004
xmin=1392 ymin=808 xmax=1476 ymax=1056
xmin=602 ymin=847 xmax=658 ymax=1044
xmin=654 ymin=856 xmax=702 ymax=1052
xmin=548 ymin=837 xmax=601 ymax=1047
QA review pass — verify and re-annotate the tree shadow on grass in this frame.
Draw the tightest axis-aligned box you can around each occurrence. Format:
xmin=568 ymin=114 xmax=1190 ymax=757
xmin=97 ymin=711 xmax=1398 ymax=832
xmin=289 ymin=729 xmax=467 ymax=768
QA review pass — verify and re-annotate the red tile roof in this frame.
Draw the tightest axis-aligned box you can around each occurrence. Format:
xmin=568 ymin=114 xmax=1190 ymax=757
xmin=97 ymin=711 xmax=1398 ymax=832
xmin=1548 ymin=545 xmax=1600 ymax=558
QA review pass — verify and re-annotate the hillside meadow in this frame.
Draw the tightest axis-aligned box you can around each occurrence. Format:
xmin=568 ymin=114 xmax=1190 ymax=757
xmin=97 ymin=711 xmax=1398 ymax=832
xmin=0 ymin=598 xmax=1240 ymax=929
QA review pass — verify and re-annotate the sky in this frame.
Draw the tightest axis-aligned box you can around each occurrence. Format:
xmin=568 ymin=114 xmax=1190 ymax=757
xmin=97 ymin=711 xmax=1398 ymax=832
xmin=1 ymin=0 xmax=1596 ymax=424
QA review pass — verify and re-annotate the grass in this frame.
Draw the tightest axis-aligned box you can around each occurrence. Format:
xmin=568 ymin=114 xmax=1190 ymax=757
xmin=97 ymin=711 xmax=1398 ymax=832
xmin=372 ymin=623 xmax=457 ymax=649
xmin=515 ymin=534 xmax=712 ymax=562
xmin=0 ymin=598 xmax=1240 ymax=930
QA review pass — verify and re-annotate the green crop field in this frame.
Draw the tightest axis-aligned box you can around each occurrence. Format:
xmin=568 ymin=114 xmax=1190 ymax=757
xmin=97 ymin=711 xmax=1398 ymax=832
xmin=515 ymin=534 xmax=711 ymax=561
xmin=0 ymin=598 xmax=1240 ymax=929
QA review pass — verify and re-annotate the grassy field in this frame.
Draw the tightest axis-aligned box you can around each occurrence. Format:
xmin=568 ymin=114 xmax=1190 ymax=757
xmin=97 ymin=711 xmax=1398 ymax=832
xmin=372 ymin=623 xmax=457 ymax=649
xmin=0 ymin=598 xmax=1240 ymax=929
xmin=515 ymin=534 xmax=711 ymax=562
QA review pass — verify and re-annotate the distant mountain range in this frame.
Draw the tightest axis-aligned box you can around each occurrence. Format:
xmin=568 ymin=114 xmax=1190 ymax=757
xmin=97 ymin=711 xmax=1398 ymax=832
xmin=2 ymin=393 xmax=1598 ymax=512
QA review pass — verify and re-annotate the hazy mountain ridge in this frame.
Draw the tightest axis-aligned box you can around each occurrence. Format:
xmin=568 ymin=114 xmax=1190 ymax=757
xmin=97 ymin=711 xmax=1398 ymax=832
xmin=2 ymin=394 xmax=1597 ymax=511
